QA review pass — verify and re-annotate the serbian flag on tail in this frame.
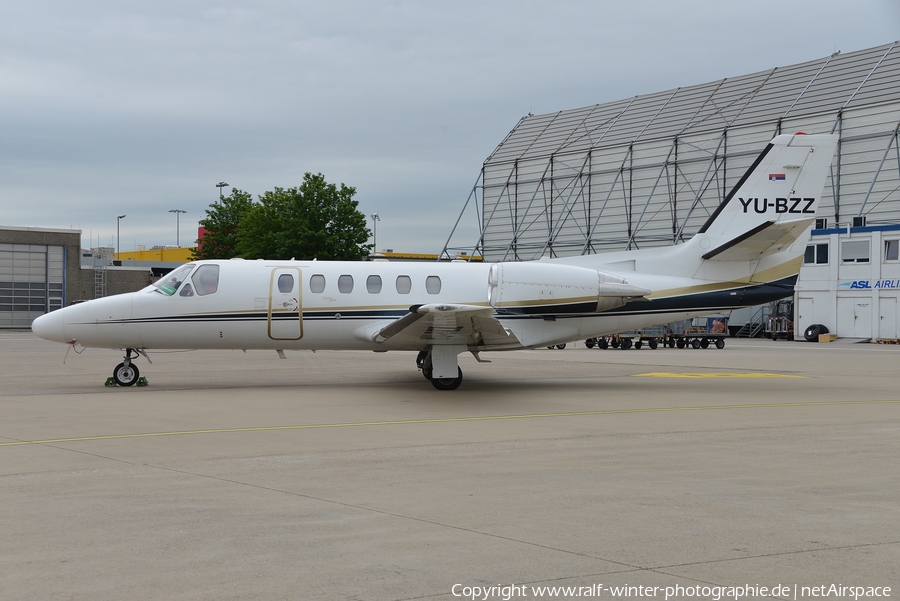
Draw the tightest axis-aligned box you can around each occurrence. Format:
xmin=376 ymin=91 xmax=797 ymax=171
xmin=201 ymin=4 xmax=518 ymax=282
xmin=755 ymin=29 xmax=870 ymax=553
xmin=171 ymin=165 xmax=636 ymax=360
xmin=769 ymin=173 xmax=786 ymax=181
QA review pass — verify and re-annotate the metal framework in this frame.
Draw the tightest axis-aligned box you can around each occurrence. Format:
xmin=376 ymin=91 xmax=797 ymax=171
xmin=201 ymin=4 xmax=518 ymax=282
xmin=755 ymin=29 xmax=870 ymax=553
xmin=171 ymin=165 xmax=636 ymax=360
xmin=442 ymin=42 xmax=900 ymax=262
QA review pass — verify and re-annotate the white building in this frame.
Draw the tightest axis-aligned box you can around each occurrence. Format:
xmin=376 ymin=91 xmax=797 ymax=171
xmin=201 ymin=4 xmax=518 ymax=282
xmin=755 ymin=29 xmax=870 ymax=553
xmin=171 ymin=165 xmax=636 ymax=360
xmin=798 ymin=223 xmax=900 ymax=340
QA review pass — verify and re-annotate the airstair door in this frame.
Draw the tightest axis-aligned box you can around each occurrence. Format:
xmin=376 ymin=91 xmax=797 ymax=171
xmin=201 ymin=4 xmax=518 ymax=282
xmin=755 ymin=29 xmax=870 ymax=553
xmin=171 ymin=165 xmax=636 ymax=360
xmin=268 ymin=268 xmax=302 ymax=340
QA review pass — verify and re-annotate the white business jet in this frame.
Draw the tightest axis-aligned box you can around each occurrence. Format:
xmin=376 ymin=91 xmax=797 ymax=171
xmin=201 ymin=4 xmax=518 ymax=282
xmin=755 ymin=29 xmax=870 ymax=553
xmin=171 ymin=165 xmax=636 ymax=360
xmin=33 ymin=133 xmax=837 ymax=390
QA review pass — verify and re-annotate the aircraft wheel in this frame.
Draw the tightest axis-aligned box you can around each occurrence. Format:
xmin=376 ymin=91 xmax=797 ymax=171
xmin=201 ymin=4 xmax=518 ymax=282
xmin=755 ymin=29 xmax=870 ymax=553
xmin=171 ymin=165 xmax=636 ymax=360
xmin=700 ymin=338 xmax=710 ymax=349
xmin=715 ymin=338 xmax=726 ymax=349
xmin=431 ymin=367 xmax=463 ymax=391
xmin=113 ymin=362 xmax=140 ymax=387
xmin=691 ymin=338 xmax=701 ymax=349
xmin=598 ymin=338 xmax=608 ymax=350
xmin=584 ymin=339 xmax=595 ymax=349
xmin=556 ymin=343 xmax=566 ymax=350
xmin=804 ymin=324 xmax=828 ymax=342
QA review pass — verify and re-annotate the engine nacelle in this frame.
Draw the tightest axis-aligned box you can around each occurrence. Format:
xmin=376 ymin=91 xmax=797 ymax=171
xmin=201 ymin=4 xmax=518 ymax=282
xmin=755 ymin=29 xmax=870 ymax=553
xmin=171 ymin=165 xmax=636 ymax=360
xmin=487 ymin=262 xmax=650 ymax=314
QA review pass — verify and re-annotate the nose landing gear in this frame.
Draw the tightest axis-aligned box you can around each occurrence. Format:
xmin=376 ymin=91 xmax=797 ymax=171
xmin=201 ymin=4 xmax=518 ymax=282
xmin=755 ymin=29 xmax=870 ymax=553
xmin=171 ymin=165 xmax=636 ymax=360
xmin=109 ymin=348 xmax=149 ymax=387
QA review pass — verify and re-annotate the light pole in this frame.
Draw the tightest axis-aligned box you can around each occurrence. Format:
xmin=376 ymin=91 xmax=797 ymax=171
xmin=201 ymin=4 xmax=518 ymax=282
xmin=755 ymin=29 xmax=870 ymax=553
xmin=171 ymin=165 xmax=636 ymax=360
xmin=216 ymin=181 xmax=229 ymax=199
xmin=169 ymin=209 xmax=187 ymax=247
xmin=371 ymin=213 xmax=380 ymax=254
xmin=117 ymin=214 xmax=126 ymax=257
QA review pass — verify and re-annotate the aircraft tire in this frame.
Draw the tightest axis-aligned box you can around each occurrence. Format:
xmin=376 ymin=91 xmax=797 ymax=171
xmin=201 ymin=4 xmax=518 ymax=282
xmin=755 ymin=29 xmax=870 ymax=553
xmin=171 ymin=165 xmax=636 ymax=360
xmin=585 ymin=339 xmax=595 ymax=349
xmin=431 ymin=367 xmax=463 ymax=391
xmin=598 ymin=338 xmax=608 ymax=350
xmin=113 ymin=362 xmax=140 ymax=387
xmin=804 ymin=324 xmax=821 ymax=342
xmin=556 ymin=344 xmax=566 ymax=350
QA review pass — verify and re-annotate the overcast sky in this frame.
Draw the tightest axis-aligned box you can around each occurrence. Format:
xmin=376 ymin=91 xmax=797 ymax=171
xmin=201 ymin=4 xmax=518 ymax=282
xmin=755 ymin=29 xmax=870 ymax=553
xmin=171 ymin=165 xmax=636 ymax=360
xmin=2 ymin=1 xmax=898 ymax=253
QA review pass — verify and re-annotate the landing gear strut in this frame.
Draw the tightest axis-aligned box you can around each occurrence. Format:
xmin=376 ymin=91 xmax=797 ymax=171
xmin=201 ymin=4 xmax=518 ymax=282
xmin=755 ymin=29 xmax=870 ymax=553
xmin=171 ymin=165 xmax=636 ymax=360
xmin=113 ymin=348 xmax=141 ymax=386
xmin=416 ymin=347 xmax=465 ymax=390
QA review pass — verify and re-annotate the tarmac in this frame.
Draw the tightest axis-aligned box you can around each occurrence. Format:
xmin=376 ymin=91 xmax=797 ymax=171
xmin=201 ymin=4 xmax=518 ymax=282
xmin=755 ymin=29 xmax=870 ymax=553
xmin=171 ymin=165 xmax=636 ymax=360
xmin=1 ymin=330 xmax=898 ymax=600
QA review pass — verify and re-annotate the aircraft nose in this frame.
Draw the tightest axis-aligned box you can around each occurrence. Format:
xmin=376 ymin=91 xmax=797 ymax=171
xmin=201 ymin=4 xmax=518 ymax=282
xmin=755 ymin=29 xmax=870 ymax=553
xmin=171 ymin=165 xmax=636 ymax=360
xmin=32 ymin=309 xmax=68 ymax=343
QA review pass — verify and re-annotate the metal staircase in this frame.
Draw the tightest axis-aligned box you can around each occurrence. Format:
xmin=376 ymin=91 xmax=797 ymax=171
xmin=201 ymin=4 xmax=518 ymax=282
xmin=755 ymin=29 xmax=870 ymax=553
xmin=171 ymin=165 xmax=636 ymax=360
xmin=734 ymin=304 xmax=772 ymax=337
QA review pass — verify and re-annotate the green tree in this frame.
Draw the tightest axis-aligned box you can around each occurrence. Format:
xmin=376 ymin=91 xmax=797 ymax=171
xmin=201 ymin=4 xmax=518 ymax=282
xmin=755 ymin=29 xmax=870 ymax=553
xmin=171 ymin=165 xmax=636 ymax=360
xmin=192 ymin=189 xmax=254 ymax=260
xmin=236 ymin=173 xmax=371 ymax=261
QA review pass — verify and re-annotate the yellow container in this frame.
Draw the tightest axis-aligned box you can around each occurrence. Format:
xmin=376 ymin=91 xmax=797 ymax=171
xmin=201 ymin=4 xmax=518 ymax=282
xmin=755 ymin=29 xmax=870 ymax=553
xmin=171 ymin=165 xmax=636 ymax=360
xmin=818 ymin=333 xmax=837 ymax=343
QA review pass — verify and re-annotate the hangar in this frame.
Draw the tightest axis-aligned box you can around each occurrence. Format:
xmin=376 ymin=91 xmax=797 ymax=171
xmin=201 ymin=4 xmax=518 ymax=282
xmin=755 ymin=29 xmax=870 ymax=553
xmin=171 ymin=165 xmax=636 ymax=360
xmin=0 ymin=227 xmax=151 ymax=328
xmin=443 ymin=42 xmax=900 ymax=340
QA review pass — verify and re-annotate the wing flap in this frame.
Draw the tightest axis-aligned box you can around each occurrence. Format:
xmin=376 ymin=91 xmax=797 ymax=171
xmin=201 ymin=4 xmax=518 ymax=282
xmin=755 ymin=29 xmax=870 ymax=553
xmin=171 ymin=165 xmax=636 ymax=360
xmin=368 ymin=304 xmax=521 ymax=349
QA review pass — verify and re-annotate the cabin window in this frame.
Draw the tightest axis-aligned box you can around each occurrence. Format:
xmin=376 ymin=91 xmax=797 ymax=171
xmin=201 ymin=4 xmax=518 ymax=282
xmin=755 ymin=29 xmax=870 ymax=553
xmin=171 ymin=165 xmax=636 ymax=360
xmin=885 ymin=240 xmax=899 ymax=262
xmin=179 ymin=284 xmax=194 ymax=297
xmin=153 ymin=263 xmax=195 ymax=296
xmin=366 ymin=275 xmax=382 ymax=294
xmin=193 ymin=265 xmax=220 ymax=296
xmin=804 ymin=243 xmax=828 ymax=265
xmin=277 ymin=273 xmax=294 ymax=293
xmin=310 ymin=274 xmax=326 ymax=293
xmin=841 ymin=239 xmax=870 ymax=264
xmin=338 ymin=275 xmax=354 ymax=293
xmin=396 ymin=275 xmax=412 ymax=294
xmin=425 ymin=276 xmax=441 ymax=294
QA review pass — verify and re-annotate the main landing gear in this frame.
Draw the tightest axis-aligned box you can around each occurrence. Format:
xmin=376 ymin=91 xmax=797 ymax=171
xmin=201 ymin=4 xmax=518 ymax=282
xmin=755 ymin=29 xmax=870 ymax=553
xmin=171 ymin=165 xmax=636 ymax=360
xmin=111 ymin=348 xmax=149 ymax=387
xmin=416 ymin=348 xmax=464 ymax=391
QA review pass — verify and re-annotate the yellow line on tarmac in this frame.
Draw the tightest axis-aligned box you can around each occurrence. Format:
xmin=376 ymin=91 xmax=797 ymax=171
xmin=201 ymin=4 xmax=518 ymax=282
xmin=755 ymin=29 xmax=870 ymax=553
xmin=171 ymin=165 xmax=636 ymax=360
xmin=1 ymin=399 xmax=898 ymax=448
xmin=634 ymin=372 xmax=807 ymax=379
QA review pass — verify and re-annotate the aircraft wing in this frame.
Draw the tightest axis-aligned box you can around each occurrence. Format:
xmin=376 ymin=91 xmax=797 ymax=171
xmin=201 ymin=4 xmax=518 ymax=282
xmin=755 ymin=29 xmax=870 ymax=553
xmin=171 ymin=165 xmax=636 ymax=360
xmin=701 ymin=217 xmax=816 ymax=261
xmin=369 ymin=304 xmax=522 ymax=349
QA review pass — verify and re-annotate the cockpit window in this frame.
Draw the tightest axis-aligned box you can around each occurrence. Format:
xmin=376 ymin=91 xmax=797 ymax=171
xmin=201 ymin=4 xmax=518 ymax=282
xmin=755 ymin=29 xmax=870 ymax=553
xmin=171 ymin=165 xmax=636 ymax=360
xmin=152 ymin=263 xmax=195 ymax=296
xmin=192 ymin=265 xmax=220 ymax=296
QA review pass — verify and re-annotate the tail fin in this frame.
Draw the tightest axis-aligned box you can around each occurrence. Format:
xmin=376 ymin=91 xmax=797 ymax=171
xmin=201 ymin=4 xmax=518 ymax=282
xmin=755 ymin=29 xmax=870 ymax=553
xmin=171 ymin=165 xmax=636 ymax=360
xmin=695 ymin=133 xmax=838 ymax=261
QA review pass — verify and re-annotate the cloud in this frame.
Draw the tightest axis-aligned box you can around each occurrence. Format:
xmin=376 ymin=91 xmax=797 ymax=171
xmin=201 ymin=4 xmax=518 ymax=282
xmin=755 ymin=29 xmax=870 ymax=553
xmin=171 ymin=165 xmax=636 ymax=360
xmin=0 ymin=0 xmax=896 ymax=251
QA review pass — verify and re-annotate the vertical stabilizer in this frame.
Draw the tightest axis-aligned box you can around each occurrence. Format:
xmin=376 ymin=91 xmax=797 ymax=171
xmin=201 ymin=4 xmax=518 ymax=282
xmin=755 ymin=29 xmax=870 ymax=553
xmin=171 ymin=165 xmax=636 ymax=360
xmin=694 ymin=133 xmax=838 ymax=261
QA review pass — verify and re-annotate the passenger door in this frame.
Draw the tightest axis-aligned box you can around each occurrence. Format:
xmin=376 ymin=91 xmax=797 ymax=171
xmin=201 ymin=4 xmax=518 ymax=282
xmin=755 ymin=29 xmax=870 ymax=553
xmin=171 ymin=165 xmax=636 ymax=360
xmin=268 ymin=268 xmax=302 ymax=340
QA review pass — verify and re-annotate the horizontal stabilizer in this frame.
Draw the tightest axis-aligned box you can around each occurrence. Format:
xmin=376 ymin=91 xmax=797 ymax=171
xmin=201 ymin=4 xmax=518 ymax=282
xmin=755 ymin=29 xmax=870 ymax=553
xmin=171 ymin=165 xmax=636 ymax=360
xmin=702 ymin=217 xmax=816 ymax=261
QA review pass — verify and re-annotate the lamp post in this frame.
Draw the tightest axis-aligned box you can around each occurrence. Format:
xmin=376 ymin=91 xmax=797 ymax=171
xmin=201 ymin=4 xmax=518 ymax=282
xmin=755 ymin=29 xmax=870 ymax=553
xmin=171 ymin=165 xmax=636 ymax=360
xmin=216 ymin=181 xmax=229 ymax=199
xmin=169 ymin=209 xmax=187 ymax=247
xmin=117 ymin=215 xmax=126 ymax=257
xmin=371 ymin=213 xmax=380 ymax=254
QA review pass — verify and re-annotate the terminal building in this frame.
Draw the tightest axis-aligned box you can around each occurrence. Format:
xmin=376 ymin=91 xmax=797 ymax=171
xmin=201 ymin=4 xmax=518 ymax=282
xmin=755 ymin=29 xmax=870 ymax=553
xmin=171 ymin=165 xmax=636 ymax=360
xmin=443 ymin=42 xmax=900 ymax=340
